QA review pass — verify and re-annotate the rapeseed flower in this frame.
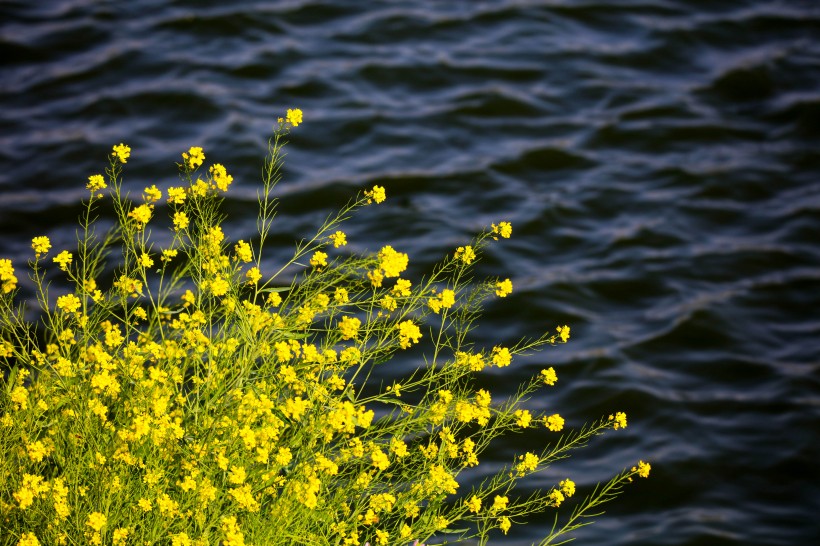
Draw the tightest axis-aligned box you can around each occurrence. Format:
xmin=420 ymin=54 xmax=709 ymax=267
xmin=495 ymin=278 xmax=512 ymax=297
xmin=610 ymin=411 xmax=627 ymax=430
xmin=112 ymin=143 xmax=130 ymax=163
xmin=53 ymin=250 xmax=72 ymax=271
xmin=491 ymin=221 xmax=512 ymax=239
xmin=87 ymin=174 xmax=107 ymax=192
xmin=31 ymin=236 xmax=51 ymax=256
xmin=541 ymin=367 xmax=558 ymax=385
xmin=397 ymin=320 xmax=422 ymax=349
xmin=182 ymin=146 xmax=205 ymax=170
xmin=635 ymin=460 xmax=651 ymax=478
xmin=365 ymin=185 xmax=386 ymax=204
xmin=454 ymin=245 xmax=476 ymax=264
xmin=545 ymin=413 xmax=565 ymax=432
xmin=287 ymin=108 xmax=303 ymax=127
xmin=0 ymin=258 xmax=18 ymax=292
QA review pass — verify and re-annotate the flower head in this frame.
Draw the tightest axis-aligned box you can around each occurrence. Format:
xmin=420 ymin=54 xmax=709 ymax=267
xmin=87 ymin=174 xmax=107 ymax=192
xmin=112 ymin=143 xmax=131 ymax=164
xmin=182 ymin=146 xmax=205 ymax=170
xmin=286 ymin=108 xmax=303 ymax=127
xmin=365 ymin=185 xmax=386 ymax=204
xmin=31 ymin=236 xmax=51 ymax=257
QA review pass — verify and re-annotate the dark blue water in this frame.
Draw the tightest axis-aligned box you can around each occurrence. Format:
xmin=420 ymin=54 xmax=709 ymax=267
xmin=2 ymin=1 xmax=819 ymax=544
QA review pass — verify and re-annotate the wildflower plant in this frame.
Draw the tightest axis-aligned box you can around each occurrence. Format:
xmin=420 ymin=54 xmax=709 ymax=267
xmin=0 ymin=110 xmax=650 ymax=546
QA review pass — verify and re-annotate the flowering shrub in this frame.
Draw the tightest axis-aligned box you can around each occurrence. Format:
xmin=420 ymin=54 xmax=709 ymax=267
xmin=0 ymin=111 xmax=649 ymax=546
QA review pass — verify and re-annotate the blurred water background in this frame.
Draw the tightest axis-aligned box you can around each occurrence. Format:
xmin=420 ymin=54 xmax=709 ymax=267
xmin=1 ymin=1 xmax=819 ymax=544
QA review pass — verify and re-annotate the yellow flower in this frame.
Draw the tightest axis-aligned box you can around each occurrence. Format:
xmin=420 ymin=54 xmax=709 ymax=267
xmin=172 ymin=211 xmax=189 ymax=231
xmin=396 ymin=320 xmax=421 ymax=349
xmin=56 ymin=294 xmax=81 ymax=314
xmin=364 ymin=185 xmax=386 ymax=204
xmin=392 ymin=278 xmax=412 ymax=296
xmin=167 ymin=186 xmax=187 ymax=204
xmin=378 ymin=245 xmax=408 ymax=277
xmin=334 ymin=287 xmax=349 ymax=303
xmin=454 ymin=245 xmax=476 ymax=264
xmin=112 ymin=143 xmax=131 ymax=163
xmin=286 ymin=108 xmax=303 ymax=127
xmin=557 ymin=324 xmax=570 ymax=342
xmin=143 ymin=184 xmax=162 ymax=202
xmin=635 ymin=460 xmax=651 ymax=478
xmin=329 ymin=230 xmax=347 ymax=247
xmin=310 ymin=250 xmax=328 ymax=268
xmin=514 ymin=409 xmax=532 ymax=428
xmin=491 ymin=221 xmax=512 ymax=239
xmin=610 ymin=411 xmax=627 ymax=430
xmin=31 ymin=236 xmax=51 ymax=256
xmin=139 ymin=253 xmax=154 ymax=268
xmin=17 ymin=533 xmax=40 ymax=546
xmin=138 ymin=498 xmax=152 ymax=512
xmin=499 ymin=516 xmax=511 ymax=534
xmin=53 ymin=251 xmax=73 ymax=271
xmin=548 ymin=489 xmax=565 ymax=507
xmin=234 ymin=240 xmax=253 ymax=263
xmin=182 ymin=146 xmax=205 ymax=170
xmin=540 ymin=367 xmax=558 ymax=386
xmin=495 ymin=278 xmax=512 ymax=297
xmin=466 ymin=495 xmax=481 ymax=513
xmin=128 ymin=204 xmax=153 ymax=228
xmin=491 ymin=495 xmax=508 ymax=513
xmin=86 ymin=512 xmax=107 ymax=532
xmin=87 ymin=174 xmax=107 ymax=192
xmin=246 ymin=266 xmax=262 ymax=284
xmin=545 ymin=413 xmax=564 ymax=432
xmin=210 ymin=163 xmax=233 ymax=192
xmin=338 ymin=316 xmax=361 ymax=340
xmin=560 ymin=478 xmax=576 ymax=497
xmin=371 ymin=446 xmax=390 ymax=471
xmin=0 ymin=259 xmax=18 ymax=293
xmin=491 ymin=346 xmax=512 ymax=367
xmin=516 ymin=452 xmax=539 ymax=475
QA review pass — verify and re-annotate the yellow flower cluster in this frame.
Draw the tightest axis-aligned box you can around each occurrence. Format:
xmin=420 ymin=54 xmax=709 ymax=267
xmin=364 ymin=184 xmax=386 ymax=204
xmin=0 ymin=258 xmax=17 ymax=293
xmin=183 ymin=146 xmax=205 ymax=170
xmin=112 ymin=143 xmax=131 ymax=163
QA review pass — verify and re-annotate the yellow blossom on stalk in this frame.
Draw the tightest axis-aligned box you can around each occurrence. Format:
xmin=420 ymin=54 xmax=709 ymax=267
xmin=172 ymin=211 xmax=189 ymax=231
xmin=495 ymin=278 xmax=513 ymax=297
xmin=167 ymin=186 xmax=186 ymax=204
xmin=334 ymin=287 xmax=349 ymax=303
xmin=56 ymin=293 xmax=81 ymax=314
xmin=516 ymin=452 xmax=539 ymax=475
xmin=210 ymin=163 xmax=233 ymax=192
xmin=491 ymin=346 xmax=512 ymax=367
xmin=548 ymin=489 xmax=565 ymax=507
xmin=557 ymin=324 xmax=570 ymax=342
xmin=329 ymin=230 xmax=347 ymax=247
xmin=162 ymin=248 xmax=178 ymax=262
xmin=138 ymin=498 xmax=152 ymax=512
xmin=541 ymin=367 xmax=558 ymax=386
xmin=338 ymin=315 xmax=361 ymax=340
xmin=397 ymin=320 xmax=422 ymax=349
xmin=368 ymin=268 xmax=384 ymax=287
xmin=491 ymin=221 xmax=513 ymax=239
xmin=454 ymin=245 xmax=476 ymax=264
xmin=499 ymin=516 xmax=512 ymax=534
xmin=514 ymin=409 xmax=533 ymax=428
xmin=17 ymin=532 xmax=41 ymax=546
xmin=371 ymin=446 xmax=390 ymax=471
xmin=610 ymin=411 xmax=627 ymax=430
xmin=31 ymin=236 xmax=51 ymax=256
xmin=560 ymin=478 xmax=576 ymax=497
xmin=466 ymin=495 xmax=482 ymax=513
xmin=53 ymin=250 xmax=73 ymax=271
xmin=128 ymin=204 xmax=152 ymax=228
xmin=87 ymin=174 xmax=107 ymax=192
xmin=378 ymin=245 xmax=408 ymax=277
xmin=392 ymin=278 xmax=412 ymax=296
xmin=26 ymin=440 xmax=52 ymax=462
xmin=545 ymin=413 xmax=564 ymax=432
xmin=364 ymin=185 xmax=386 ymax=204
xmin=286 ymin=108 xmax=303 ymax=127
xmin=86 ymin=511 xmax=106 ymax=531
xmin=234 ymin=240 xmax=252 ymax=262
xmin=182 ymin=146 xmax=205 ymax=170
xmin=139 ymin=253 xmax=154 ymax=268
xmin=491 ymin=495 xmax=509 ymax=513
xmin=112 ymin=143 xmax=131 ymax=163
xmin=428 ymin=288 xmax=455 ymax=314
xmin=1 ymin=259 xmax=18 ymax=293
xmin=113 ymin=528 xmax=129 ymax=546
xmin=634 ymin=460 xmax=651 ymax=478
xmin=310 ymin=250 xmax=328 ymax=268
xmin=143 ymin=184 xmax=162 ymax=202
xmin=246 ymin=266 xmax=262 ymax=284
